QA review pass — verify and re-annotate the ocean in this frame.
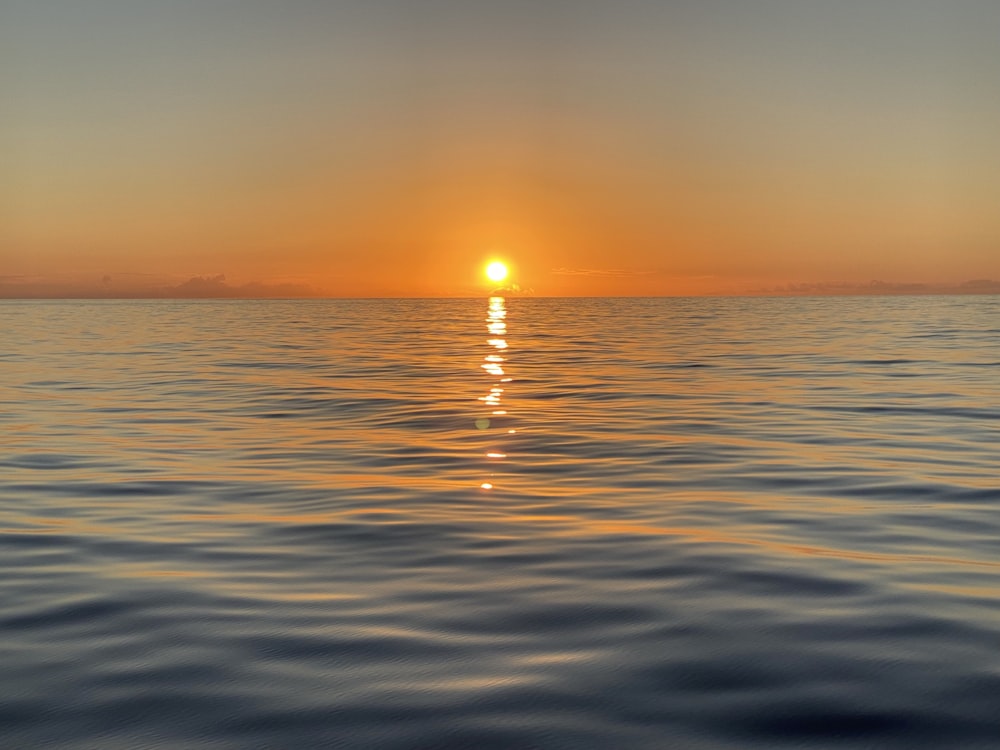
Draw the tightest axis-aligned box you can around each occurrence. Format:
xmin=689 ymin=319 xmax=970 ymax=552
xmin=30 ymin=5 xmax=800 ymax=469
xmin=2 ymin=295 xmax=999 ymax=748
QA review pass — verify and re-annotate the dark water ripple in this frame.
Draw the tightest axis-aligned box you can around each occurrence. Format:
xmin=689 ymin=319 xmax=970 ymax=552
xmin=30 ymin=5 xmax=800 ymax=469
xmin=2 ymin=296 xmax=1000 ymax=748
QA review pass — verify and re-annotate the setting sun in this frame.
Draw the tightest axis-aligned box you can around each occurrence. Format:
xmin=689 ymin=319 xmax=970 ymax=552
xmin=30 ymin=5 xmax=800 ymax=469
xmin=486 ymin=261 xmax=509 ymax=283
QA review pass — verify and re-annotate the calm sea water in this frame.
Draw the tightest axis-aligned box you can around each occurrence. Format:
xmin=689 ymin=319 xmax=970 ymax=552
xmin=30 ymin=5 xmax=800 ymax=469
xmin=2 ymin=296 xmax=999 ymax=748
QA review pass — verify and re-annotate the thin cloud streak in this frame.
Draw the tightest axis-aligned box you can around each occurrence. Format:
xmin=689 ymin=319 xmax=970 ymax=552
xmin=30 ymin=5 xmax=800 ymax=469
xmin=550 ymin=267 xmax=657 ymax=278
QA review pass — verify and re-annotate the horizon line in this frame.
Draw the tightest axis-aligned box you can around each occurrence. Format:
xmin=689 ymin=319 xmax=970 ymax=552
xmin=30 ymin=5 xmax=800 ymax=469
xmin=2 ymin=290 xmax=998 ymax=301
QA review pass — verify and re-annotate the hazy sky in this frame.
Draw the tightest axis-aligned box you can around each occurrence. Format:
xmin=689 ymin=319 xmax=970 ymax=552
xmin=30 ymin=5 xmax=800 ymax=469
xmin=3 ymin=0 xmax=999 ymax=296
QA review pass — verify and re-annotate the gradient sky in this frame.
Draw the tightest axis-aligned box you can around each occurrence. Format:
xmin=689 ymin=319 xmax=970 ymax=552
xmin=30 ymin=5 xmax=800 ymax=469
xmin=3 ymin=0 xmax=999 ymax=296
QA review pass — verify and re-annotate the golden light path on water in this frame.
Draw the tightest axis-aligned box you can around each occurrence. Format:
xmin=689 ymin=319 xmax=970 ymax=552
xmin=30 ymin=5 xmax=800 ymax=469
xmin=478 ymin=296 xmax=513 ymax=490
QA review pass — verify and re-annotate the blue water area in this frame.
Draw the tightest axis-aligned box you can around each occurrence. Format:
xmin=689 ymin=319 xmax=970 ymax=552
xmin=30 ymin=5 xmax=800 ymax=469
xmin=2 ymin=295 xmax=999 ymax=748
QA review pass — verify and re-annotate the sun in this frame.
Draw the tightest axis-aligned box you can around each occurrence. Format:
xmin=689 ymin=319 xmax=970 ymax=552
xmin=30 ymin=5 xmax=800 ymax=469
xmin=485 ymin=261 xmax=509 ymax=283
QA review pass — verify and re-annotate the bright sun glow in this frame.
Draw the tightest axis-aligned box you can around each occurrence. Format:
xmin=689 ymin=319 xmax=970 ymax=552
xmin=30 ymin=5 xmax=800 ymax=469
xmin=485 ymin=261 xmax=509 ymax=283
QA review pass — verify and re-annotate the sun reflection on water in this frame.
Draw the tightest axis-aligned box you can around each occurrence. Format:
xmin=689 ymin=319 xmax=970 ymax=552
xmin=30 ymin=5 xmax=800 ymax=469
xmin=478 ymin=296 xmax=513 ymax=489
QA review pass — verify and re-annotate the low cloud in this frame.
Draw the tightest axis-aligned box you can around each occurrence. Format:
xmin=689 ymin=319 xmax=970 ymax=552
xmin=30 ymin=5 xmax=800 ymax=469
xmin=0 ymin=273 xmax=323 ymax=299
xmin=752 ymin=279 xmax=1000 ymax=296
xmin=489 ymin=282 xmax=534 ymax=295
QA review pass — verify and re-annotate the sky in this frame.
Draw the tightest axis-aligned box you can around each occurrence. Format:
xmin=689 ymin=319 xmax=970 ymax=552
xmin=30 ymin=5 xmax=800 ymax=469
xmin=3 ymin=0 xmax=999 ymax=297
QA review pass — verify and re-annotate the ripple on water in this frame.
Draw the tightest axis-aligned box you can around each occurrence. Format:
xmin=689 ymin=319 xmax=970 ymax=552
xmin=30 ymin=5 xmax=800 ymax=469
xmin=1 ymin=296 xmax=1000 ymax=748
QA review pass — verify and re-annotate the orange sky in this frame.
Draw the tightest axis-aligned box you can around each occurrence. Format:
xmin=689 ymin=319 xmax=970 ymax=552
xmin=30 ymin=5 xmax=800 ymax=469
xmin=3 ymin=1 xmax=999 ymax=297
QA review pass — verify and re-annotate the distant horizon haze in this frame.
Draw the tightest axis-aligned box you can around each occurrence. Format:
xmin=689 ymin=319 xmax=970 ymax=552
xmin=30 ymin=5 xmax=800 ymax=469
xmin=1 ymin=271 xmax=999 ymax=299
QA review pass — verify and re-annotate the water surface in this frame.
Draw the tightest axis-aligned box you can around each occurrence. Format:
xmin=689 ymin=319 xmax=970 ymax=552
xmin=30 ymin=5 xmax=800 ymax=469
xmin=2 ymin=296 xmax=999 ymax=748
